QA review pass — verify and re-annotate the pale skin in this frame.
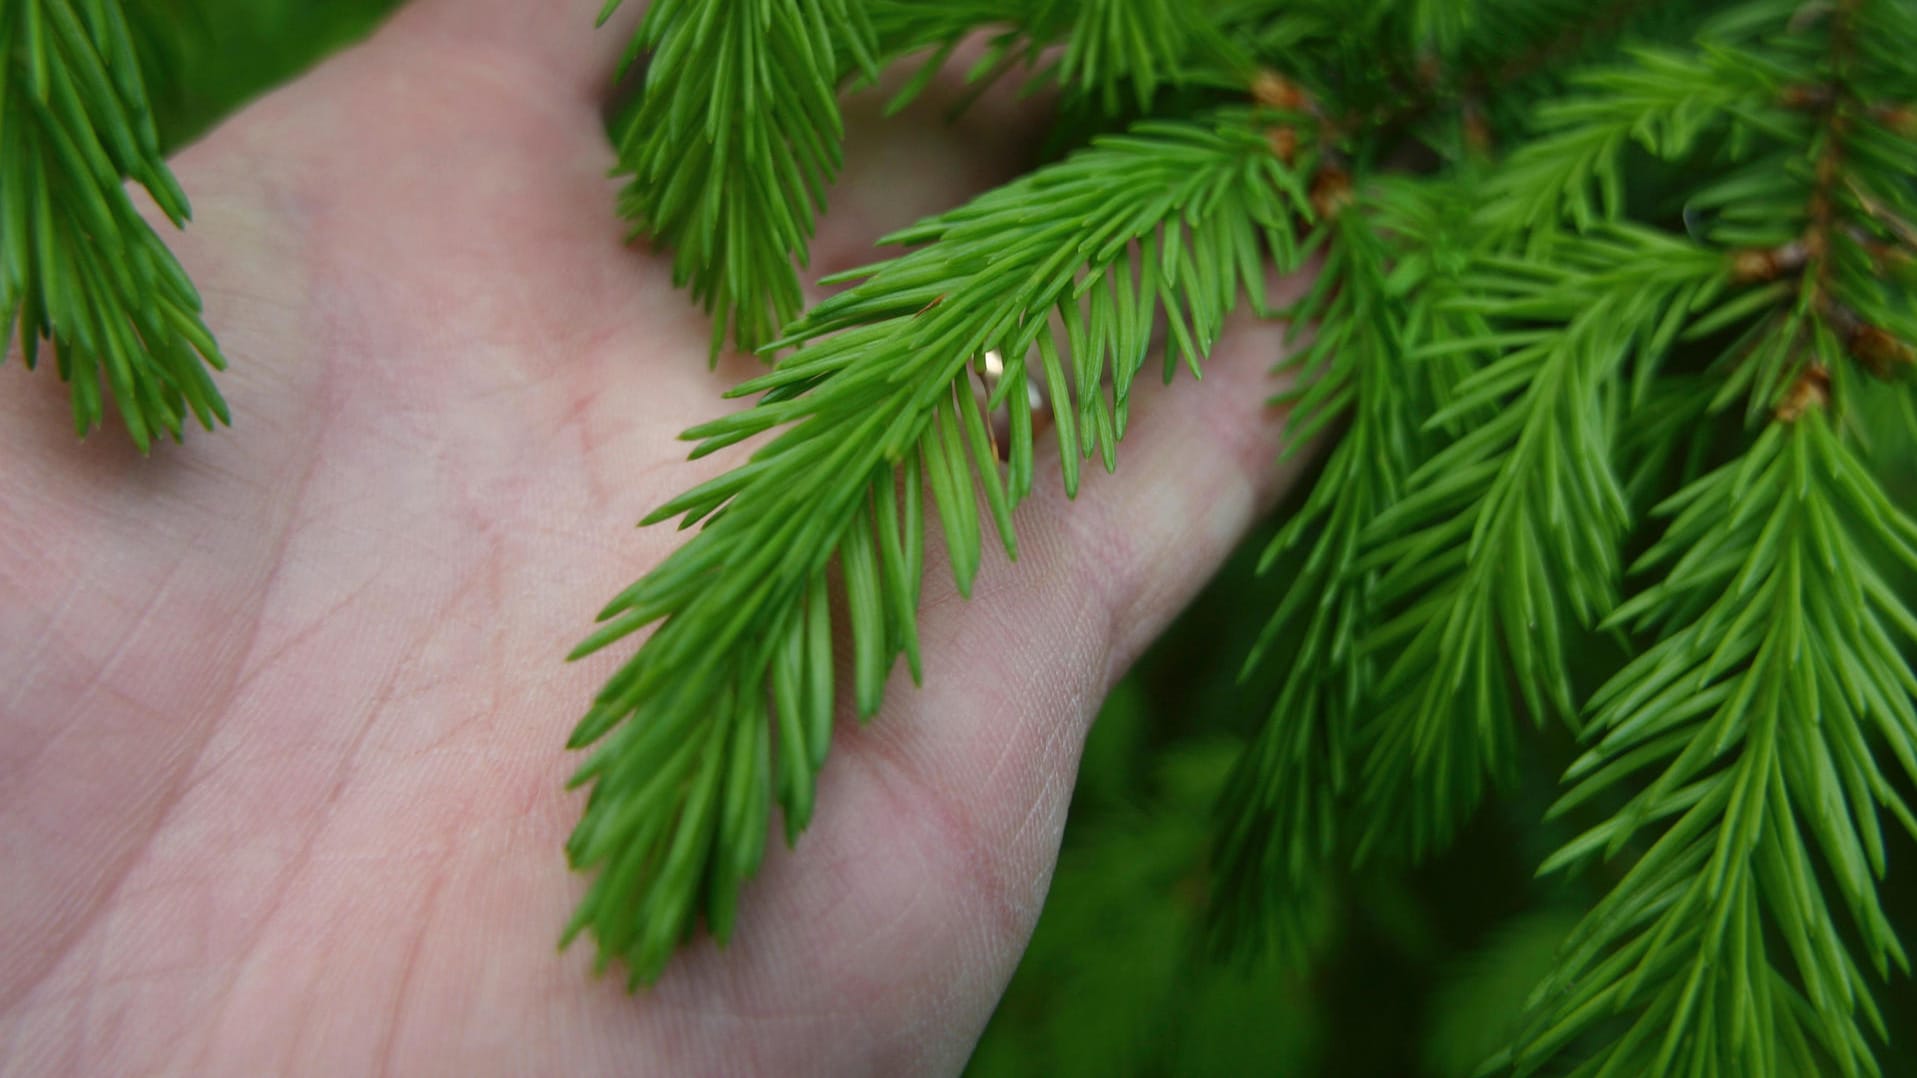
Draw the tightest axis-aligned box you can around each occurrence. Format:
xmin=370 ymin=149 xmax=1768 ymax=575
xmin=0 ymin=3 xmax=1306 ymax=1074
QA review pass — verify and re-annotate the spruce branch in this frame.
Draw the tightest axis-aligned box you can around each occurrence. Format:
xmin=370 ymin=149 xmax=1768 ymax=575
xmin=1201 ymin=0 xmax=1860 ymax=971
xmin=1508 ymin=414 xmax=1917 ymax=1077
xmin=606 ymin=0 xmax=1254 ymax=365
xmin=1478 ymin=44 xmax=1782 ymax=236
xmin=565 ymin=108 xmax=1308 ymax=984
xmin=601 ymin=0 xmax=878 ymax=362
xmin=1211 ymin=210 xmax=1398 ymax=960
xmin=0 ymin=0 xmax=228 ymax=451
xmin=1210 ymin=178 xmax=1479 ymax=956
xmin=1351 ymin=227 xmax=1731 ymax=860
xmin=1495 ymin=3 xmax=1917 ymax=1069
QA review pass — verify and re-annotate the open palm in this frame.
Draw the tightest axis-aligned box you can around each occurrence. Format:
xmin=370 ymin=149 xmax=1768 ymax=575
xmin=0 ymin=4 xmax=1302 ymax=1073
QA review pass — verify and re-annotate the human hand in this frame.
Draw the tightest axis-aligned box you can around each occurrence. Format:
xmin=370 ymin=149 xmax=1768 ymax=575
xmin=1 ymin=3 xmax=1302 ymax=1072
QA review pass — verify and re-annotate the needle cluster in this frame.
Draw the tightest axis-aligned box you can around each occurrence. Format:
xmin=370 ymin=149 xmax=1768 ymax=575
xmin=1 ymin=0 xmax=227 ymax=450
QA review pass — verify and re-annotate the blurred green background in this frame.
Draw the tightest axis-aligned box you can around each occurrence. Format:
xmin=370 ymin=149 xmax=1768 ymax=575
xmin=142 ymin=4 xmax=1917 ymax=1074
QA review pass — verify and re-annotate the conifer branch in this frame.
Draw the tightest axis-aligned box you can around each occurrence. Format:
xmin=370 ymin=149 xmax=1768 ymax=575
xmin=1212 ymin=209 xmax=1398 ymax=959
xmin=565 ymin=109 xmax=1307 ymax=983
xmin=602 ymin=0 xmax=878 ymax=361
xmin=1508 ymin=414 xmax=1917 ymax=1076
xmin=1 ymin=0 xmax=228 ymax=451
xmin=1490 ymin=4 xmax=1917 ymax=1070
xmin=1478 ymin=45 xmax=1780 ymax=235
xmin=1210 ymin=178 xmax=1478 ymax=955
xmin=607 ymin=0 xmax=1258 ymax=366
xmin=1351 ymin=228 xmax=1732 ymax=859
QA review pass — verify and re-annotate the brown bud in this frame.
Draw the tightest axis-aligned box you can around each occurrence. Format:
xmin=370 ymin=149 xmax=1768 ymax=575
xmin=1462 ymin=108 xmax=1492 ymax=154
xmin=1814 ymin=154 xmax=1840 ymax=192
xmin=1775 ymin=364 xmax=1831 ymax=423
xmin=1780 ymin=83 xmax=1834 ymax=111
xmin=1310 ymin=166 xmax=1355 ymax=220
xmin=1802 ymin=226 xmax=1829 ymax=262
xmin=1730 ymin=240 xmax=1809 ymax=283
xmin=1266 ymin=126 xmax=1299 ymax=164
xmin=1874 ymin=103 xmax=1917 ymax=138
xmin=1866 ymin=240 xmax=1914 ymax=273
xmin=1731 ymin=248 xmax=1780 ymax=283
xmin=1251 ymin=70 xmax=1307 ymax=111
xmin=1850 ymin=324 xmax=1916 ymax=377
